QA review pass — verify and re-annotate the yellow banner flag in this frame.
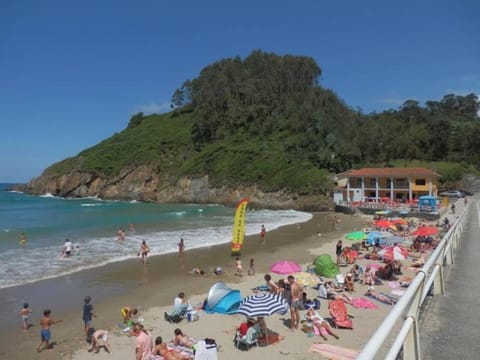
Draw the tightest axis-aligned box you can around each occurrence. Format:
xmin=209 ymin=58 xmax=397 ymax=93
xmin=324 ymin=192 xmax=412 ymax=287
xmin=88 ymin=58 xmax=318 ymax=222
xmin=231 ymin=198 xmax=249 ymax=256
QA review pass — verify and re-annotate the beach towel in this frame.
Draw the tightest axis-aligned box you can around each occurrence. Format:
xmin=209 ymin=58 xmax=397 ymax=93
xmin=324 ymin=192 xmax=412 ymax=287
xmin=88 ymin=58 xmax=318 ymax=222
xmin=312 ymin=323 xmax=329 ymax=337
xmin=387 ymin=281 xmax=400 ymax=289
xmin=391 ymin=289 xmax=405 ymax=296
xmin=350 ymin=297 xmax=378 ymax=309
xmin=309 ymin=343 xmax=359 ymax=360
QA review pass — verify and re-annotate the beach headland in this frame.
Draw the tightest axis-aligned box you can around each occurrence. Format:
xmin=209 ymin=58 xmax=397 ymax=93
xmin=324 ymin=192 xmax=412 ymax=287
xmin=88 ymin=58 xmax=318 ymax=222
xmin=0 ymin=211 xmax=372 ymax=359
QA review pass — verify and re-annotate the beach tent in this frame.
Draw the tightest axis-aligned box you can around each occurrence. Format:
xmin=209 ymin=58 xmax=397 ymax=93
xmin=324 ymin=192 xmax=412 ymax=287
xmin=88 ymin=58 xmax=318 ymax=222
xmin=314 ymin=254 xmax=339 ymax=278
xmin=204 ymin=282 xmax=242 ymax=314
xmin=418 ymin=196 xmax=437 ymax=210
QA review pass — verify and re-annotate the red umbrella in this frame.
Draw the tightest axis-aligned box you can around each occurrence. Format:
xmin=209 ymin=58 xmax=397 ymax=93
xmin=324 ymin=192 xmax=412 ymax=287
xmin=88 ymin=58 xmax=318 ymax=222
xmin=270 ymin=260 xmax=302 ymax=274
xmin=375 ymin=219 xmax=393 ymax=228
xmin=412 ymin=226 xmax=439 ymax=237
xmin=378 ymin=245 xmax=409 ymax=261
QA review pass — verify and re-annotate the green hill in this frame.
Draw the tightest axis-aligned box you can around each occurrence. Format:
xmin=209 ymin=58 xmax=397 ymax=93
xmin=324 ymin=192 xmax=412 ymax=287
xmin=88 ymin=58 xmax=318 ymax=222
xmin=29 ymin=50 xmax=480 ymax=205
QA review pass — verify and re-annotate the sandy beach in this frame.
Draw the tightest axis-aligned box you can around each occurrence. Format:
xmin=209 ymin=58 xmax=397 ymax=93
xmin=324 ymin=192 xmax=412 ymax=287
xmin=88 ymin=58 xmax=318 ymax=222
xmin=0 ymin=210 xmax=425 ymax=359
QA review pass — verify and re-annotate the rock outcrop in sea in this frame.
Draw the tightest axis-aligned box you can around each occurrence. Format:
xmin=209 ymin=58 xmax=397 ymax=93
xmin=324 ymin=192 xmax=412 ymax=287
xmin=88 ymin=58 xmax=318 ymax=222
xmin=19 ymin=166 xmax=333 ymax=211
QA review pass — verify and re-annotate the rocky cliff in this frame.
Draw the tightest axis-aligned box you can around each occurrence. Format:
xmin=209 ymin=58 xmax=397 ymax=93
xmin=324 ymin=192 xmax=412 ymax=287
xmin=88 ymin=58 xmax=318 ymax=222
xmin=21 ymin=165 xmax=333 ymax=211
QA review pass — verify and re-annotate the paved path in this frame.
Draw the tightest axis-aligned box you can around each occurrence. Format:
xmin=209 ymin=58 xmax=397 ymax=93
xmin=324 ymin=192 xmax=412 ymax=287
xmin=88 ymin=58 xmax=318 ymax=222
xmin=420 ymin=195 xmax=480 ymax=359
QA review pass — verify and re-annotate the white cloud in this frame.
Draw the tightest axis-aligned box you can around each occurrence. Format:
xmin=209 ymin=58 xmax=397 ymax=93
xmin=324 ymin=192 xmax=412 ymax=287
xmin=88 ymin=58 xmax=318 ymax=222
xmin=135 ymin=101 xmax=171 ymax=115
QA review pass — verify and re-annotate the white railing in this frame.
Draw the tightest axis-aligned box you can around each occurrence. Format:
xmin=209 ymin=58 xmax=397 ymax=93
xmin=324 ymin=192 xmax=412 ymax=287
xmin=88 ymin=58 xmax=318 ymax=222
xmin=356 ymin=201 xmax=470 ymax=360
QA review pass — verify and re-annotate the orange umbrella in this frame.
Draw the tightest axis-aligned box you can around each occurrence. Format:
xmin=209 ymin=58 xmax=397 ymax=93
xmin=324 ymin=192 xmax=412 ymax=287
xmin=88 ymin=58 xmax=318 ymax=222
xmin=412 ymin=226 xmax=439 ymax=236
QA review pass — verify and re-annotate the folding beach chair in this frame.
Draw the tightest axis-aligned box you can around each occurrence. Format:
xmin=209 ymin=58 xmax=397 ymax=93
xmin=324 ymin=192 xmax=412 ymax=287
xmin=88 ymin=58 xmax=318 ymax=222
xmin=328 ymin=298 xmax=353 ymax=329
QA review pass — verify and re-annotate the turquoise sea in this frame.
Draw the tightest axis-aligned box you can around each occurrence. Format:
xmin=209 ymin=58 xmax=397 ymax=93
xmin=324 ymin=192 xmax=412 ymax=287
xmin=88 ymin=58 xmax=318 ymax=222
xmin=0 ymin=183 xmax=311 ymax=289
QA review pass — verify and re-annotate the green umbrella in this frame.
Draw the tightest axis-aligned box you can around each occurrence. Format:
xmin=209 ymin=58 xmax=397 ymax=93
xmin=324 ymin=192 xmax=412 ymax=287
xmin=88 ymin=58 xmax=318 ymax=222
xmin=345 ymin=231 xmax=366 ymax=241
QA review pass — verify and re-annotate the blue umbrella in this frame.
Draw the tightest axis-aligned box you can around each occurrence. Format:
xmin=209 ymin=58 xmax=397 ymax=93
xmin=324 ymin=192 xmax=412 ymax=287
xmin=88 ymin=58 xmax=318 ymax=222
xmin=236 ymin=293 xmax=288 ymax=318
xmin=382 ymin=235 xmax=406 ymax=247
xmin=366 ymin=231 xmax=392 ymax=245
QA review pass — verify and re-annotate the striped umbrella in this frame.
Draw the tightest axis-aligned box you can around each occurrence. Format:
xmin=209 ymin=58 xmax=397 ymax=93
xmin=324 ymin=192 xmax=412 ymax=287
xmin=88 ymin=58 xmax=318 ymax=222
xmin=236 ymin=293 xmax=289 ymax=318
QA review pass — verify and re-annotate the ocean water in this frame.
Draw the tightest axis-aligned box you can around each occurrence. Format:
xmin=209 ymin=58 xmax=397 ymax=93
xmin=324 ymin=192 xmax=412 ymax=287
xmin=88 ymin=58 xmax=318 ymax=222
xmin=0 ymin=183 xmax=312 ymax=289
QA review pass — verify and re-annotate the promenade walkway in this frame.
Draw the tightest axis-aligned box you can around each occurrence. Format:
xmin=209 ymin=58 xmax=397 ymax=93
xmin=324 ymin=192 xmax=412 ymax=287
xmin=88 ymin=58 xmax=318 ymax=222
xmin=420 ymin=195 xmax=480 ymax=359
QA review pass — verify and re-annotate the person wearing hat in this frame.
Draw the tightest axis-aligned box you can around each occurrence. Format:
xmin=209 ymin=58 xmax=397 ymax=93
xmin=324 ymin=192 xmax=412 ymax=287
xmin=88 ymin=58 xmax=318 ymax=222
xmin=237 ymin=317 xmax=257 ymax=336
xmin=345 ymin=273 xmax=355 ymax=292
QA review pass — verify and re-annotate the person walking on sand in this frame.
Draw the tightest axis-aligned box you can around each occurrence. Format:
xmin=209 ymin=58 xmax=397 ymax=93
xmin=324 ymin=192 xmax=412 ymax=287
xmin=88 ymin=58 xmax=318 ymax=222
xmin=235 ymin=257 xmax=243 ymax=276
xmin=20 ymin=302 xmax=32 ymax=332
xmin=288 ymin=275 xmax=302 ymax=331
xmin=36 ymin=309 xmax=62 ymax=352
xmin=260 ymin=224 xmax=266 ymax=243
xmin=83 ymin=296 xmax=95 ymax=337
xmin=336 ymin=240 xmax=343 ymax=264
xmin=248 ymin=258 xmax=255 ymax=275
xmin=138 ymin=240 xmax=150 ymax=264
xmin=177 ymin=238 xmax=185 ymax=257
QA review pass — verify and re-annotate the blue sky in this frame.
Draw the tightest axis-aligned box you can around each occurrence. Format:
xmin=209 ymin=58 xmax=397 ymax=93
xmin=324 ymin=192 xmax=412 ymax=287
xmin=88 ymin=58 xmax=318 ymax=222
xmin=1 ymin=0 xmax=479 ymax=183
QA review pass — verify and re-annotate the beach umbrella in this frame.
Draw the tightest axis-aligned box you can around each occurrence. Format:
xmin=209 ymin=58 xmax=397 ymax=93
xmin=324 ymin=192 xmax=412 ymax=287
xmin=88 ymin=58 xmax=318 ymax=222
xmin=366 ymin=231 xmax=391 ymax=245
xmin=382 ymin=235 xmax=406 ymax=247
xmin=375 ymin=219 xmax=393 ymax=228
xmin=236 ymin=293 xmax=289 ymax=318
xmin=345 ymin=231 xmax=366 ymax=241
xmin=378 ymin=245 xmax=409 ymax=261
xmin=294 ymin=272 xmax=320 ymax=287
xmin=270 ymin=260 xmax=301 ymax=274
xmin=412 ymin=226 xmax=439 ymax=237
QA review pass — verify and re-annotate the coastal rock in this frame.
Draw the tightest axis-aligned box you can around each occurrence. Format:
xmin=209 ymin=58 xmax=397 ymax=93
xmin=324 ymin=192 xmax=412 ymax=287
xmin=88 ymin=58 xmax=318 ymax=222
xmin=21 ymin=166 xmax=333 ymax=211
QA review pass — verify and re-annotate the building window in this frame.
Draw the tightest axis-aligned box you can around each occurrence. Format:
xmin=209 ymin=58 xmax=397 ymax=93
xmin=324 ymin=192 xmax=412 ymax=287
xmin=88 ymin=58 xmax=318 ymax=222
xmin=396 ymin=178 xmax=408 ymax=186
xmin=369 ymin=179 xmax=376 ymax=187
xmin=415 ymin=179 xmax=426 ymax=186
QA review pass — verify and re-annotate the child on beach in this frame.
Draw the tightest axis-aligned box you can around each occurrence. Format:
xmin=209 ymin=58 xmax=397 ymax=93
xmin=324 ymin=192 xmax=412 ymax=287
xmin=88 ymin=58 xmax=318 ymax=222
xmin=235 ymin=257 xmax=243 ymax=276
xmin=20 ymin=302 xmax=32 ymax=332
xmin=248 ymin=258 xmax=255 ymax=275
xmin=89 ymin=329 xmax=112 ymax=353
xmin=260 ymin=224 xmax=266 ymax=243
xmin=36 ymin=309 xmax=62 ymax=352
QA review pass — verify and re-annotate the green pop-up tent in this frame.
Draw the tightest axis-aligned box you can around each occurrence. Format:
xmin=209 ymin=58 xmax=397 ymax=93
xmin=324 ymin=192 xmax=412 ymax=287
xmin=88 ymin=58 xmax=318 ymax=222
xmin=314 ymin=254 xmax=339 ymax=278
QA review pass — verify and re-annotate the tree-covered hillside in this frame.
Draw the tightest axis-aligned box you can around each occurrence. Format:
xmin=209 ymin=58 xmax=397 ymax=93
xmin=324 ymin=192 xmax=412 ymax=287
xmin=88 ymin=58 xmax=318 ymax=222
xmin=42 ymin=50 xmax=480 ymax=195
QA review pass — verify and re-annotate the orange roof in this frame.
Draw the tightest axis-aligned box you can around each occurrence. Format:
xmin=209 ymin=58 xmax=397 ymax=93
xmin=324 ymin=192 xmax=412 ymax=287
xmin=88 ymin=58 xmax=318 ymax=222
xmin=339 ymin=167 xmax=439 ymax=178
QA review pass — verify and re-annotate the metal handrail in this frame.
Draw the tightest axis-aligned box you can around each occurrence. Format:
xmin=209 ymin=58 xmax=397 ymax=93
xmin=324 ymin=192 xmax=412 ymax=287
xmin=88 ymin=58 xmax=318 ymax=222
xmin=356 ymin=201 xmax=470 ymax=360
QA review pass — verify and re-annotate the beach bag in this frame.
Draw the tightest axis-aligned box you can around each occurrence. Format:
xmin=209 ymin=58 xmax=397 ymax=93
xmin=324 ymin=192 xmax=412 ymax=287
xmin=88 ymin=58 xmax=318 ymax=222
xmin=335 ymin=273 xmax=345 ymax=286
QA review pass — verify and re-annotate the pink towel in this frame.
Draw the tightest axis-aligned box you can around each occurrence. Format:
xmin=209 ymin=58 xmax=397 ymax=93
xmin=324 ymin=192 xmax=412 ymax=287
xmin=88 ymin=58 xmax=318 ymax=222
xmin=387 ymin=281 xmax=399 ymax=289
xmin=313 ymin=323 xmax=329 ymax=337
xmin=350 ymin=297 xmax=378 ymax=309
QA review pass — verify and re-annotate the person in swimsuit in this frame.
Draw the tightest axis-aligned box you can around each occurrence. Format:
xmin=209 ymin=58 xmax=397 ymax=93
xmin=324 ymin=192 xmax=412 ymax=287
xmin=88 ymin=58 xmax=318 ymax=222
xmin=173 ymin=328 xmax=196 ymax=349
xmin=89 ymin=329 xmax=112 ymax=353
xmin=177 ymin=238 xmax=185 ymax=257
xmin=20 ymin=302 xmax=32 ymax=332
xmin=121 ymin=306 xmax=138 ymax=323
xmin=153 ymin=336 xmax=190 ymax=360
xmin=288 ymin=275 xmax=302 ymax=331
xmin=235 ymin=257 xmax=243 ymax=276
xmin=36 ymin=309 xmax=62 ymax=352
xmin=138 ymin=240 xmax=150 ymax=265
xmin=305 ymin=308 xmax=340 ymax=340
xmin=264 ymin=274 xmax=281 ymax=294
xmin=19 ymin=232 xmax=27 ymax=246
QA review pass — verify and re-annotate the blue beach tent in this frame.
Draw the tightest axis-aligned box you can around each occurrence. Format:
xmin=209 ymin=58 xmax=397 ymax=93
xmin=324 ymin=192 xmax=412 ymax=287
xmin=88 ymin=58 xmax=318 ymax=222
xmin=204 ymin=282 xmax=242 ymax=314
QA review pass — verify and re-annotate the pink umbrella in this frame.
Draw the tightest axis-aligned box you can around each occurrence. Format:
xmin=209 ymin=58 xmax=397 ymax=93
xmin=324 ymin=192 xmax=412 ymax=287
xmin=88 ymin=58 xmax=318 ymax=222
xmin=378 ymin=245 xmax=409 ymax=261
xmin=270 ymin=260 xmax=302 ymax=274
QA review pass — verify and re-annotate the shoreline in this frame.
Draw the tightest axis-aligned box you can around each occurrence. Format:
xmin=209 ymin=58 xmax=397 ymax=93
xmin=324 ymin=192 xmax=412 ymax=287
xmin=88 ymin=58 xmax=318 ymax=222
xmin=0 ymin=211 xmax=357 ymax=359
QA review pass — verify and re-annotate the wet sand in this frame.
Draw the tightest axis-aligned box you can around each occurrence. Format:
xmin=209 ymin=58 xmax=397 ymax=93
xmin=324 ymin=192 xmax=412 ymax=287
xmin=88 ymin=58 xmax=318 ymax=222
xmin=0 ymin=211 xmax=364 ymax=359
